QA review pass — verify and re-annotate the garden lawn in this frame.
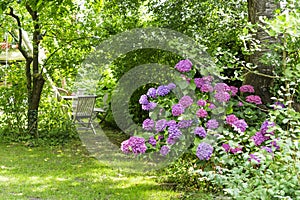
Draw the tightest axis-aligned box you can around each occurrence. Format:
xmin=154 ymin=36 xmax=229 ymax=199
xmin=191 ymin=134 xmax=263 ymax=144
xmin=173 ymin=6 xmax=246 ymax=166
xmin=0 ymin=140 xmax=181 ymax=200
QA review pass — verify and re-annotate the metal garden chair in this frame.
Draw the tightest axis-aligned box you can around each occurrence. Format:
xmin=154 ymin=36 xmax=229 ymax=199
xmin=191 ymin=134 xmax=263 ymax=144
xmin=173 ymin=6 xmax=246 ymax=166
xmin=73 ymin=95 xmax=97 ymax=134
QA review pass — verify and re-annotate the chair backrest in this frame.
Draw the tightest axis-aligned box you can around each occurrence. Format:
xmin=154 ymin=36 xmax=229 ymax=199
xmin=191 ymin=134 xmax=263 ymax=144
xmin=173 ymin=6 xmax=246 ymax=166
xmin=74 ymin=95 xmax=96 ymax=118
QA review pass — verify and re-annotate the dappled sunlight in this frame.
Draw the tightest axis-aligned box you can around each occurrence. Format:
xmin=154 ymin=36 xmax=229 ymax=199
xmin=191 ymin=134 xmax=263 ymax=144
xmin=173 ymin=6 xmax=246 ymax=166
xmin=0 ymin=142 xmax=181 ymax=199
xmin=0 ymin=175 xmax=12 ymax=182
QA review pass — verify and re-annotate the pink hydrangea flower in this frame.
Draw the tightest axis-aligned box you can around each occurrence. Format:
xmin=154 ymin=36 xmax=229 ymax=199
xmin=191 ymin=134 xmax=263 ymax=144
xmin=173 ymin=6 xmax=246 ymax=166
xmin=175 ymin=59 xmax=193 ymax=72
xmin=240 ymin=85 xmax=255 ymax=93
xmin=214 ymin=83 xmax=230 ymax=92
xmin=230 ymin=86 xmax=238 ymax=96
xmin=246 ymin=95 xmax=262 ymax=105
xmin=172 ymin=104 xmax=184 ymax=116
xmin=226 ymin=114 xmax=239 ymax=126
xmin=238 ymin=101 xmax=243 ymax=107
xmin=196 ymin=108 xmax=208 ymax=118
xmin=214 ymin=92 xmax=230 ymax=103
xmin=121 ymin=136 xmax=147 ymax=155
xmin=197 ymin=99 xmax=207 ymax=107
xmin=179 ymin=95 xmax=193 ymax=108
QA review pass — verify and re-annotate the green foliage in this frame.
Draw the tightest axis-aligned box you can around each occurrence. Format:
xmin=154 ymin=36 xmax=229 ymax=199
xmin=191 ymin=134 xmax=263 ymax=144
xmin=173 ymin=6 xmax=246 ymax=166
xmin=0 ymin=63 xmax=27 ymax=140
xmin=147 ymin=0 xmax=248 ymax=81
xmin=38 ymin=95 xmax=78 ymax=145
xmin=157 ymin=153 xmax=219 ymax=192
xmin=196 ymin=130 xmax=299 ymax=199
xmin=0 ymin=63 xmax=77 ymax=145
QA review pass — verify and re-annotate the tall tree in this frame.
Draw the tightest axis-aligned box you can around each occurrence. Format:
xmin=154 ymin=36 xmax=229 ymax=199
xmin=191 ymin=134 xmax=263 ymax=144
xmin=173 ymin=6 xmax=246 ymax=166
xmin=244 ymin=0 xmax=280 ymax=104
xmin=0 ymin=0 xmax=102 ymax=137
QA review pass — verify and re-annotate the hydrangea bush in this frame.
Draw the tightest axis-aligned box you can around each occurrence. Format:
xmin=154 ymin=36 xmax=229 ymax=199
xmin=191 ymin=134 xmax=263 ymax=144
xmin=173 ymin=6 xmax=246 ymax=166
xmin=121 ymin=59 xmax=272 ymax=161
xmin=120 ymin=60 xmax=300 ymax=198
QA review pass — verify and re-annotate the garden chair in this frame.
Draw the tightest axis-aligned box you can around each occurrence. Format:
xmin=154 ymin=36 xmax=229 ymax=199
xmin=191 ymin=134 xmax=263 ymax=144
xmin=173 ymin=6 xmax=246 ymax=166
xmin=73 ymin=95 xmax=97 ymax=134
xmin=93 ymin=93 xmax=109 ymax=125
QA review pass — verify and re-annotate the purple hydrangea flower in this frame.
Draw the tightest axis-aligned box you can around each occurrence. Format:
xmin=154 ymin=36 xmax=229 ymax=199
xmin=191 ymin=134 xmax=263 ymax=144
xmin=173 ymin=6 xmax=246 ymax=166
xmin=148 ymin=136 xmax=157 ymax=147
xmin=261 ymin=146 xmax=273 ymax=153
xmin=196 ymin=108 xmax=208 ymax=118
xmin=166 ymin=120 xmax=177 ymax=127
xmin=251 ymin=131 xmax=270 ymax=146
xmin=167 ymin=83 xmax=176 ymax=90
xmin=208 ymin=103 xmax=216 ymax=109
xmin=230 ymin=146 xmax=243 ymax=154
xmin=121 ymin=136 xmax=147 ymax=155
xmin=240 ymin=85 xmax=255 ymax=93
xmin=214 ymin=83 xmax=230 ymax=92
xmin=142 ymin=118 xmax=155 ymax=131
xmin=230 ymin=86 xmax=238 ymax=96
xmin=155 ymin=119 xmax=167 ymax=132
xmin=222 ymin=143 xmax=231 ymax=152
xmin=139 ymin=94 xmax=148 ymax=105
xmin=179 ymin=95 xmax=193 ymax=108
xmin=194 ymin=77 xmax=213 ymax=88
xmin=260 ymin=120 xmax=275 ymax=135
xmin=194 ymin=127 xmax=207 ymax=138
xmin=197 ymin=99 xmax=207 ymax=107
xmin=238 ymin=101 xmax=243 ymax=107
xmin=156 ymin=85 xmax=170 ymax=96
xmin=196 ymin=142 xmax=214 ymax=160
xmin=250 ymin=120 xmax=276 ymax=146
xmin=147 ymin=88 xmax=157 ymax=98
xmin=246 ymin=95 xmax=262 ymax=105
xmin=232 ymin=119 xmax=248 ymax=133
xmin=158 ymin=135 xmax=164 ymax=140
xmin=214 ymin=92 xmax=231 ymax=103
xmin=271 ymin=139 xmax=280 ymax=150
xmin=200 ymin=84 xmax=214 ymax=93
xmin=177 ymin=120 xmax=193 ymax=129
xmin=167 ymin=126 xmax=182 ymax=145
xmin=206 ymin=119 xmax=219 ymax=129
xmin=202 ymin=76 xmax=213 ymax=83
xmin=175 ymin=59 xmax=193 ymax=72
xmin=142 ymin=102 xmax=157 ymax=110
xmin=248 ymin=154 xmax=261 ymax=163
xmin=225 ymin=114 xmax=239 ymax=126
xmin=168 ymin=125 xmax=182 ymax=135
xmin=160 ymin=145 xmax=170 ymax=156
xmin=194 ymin=78 xmax=205 ymax=88
xmin=172 ymin=104 xmax=184 ymax=116
xmin=271 ymin=102 xmax=285 ymax=109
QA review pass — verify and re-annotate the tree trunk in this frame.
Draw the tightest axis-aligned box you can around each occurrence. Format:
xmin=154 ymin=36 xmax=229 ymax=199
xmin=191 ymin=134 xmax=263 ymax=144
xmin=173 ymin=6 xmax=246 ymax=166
xmin=26 ymin=5 xmax=45 ymax=137
xmin=244 ymin=0 xmax=280 ymax=104
xmin=8 ymin=5 xmax=45 ymax=137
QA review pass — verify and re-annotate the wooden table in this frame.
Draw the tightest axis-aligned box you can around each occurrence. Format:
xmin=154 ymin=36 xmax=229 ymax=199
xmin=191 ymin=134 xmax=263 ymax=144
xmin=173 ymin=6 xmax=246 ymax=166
xmin=61 ymin=95 xmax=77 ymax=100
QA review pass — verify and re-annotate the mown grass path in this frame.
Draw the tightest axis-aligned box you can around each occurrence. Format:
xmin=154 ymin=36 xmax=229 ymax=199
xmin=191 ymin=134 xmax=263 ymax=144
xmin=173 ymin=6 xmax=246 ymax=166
xmin=0 ymin=137 xmax=181 ymax=200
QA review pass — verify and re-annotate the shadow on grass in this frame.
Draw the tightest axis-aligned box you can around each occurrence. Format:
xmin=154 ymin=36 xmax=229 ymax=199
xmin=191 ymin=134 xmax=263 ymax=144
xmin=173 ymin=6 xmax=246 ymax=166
xmin=0 ymin=135 xmax=180 ymax=200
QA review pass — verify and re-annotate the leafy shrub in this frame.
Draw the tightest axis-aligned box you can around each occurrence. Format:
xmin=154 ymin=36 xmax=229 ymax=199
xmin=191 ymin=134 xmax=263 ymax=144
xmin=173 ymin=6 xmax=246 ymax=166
xmin=38 ymin=94 xmax=78 ymax=145
xmin=0 ymin=63 xmax=27 ymax=140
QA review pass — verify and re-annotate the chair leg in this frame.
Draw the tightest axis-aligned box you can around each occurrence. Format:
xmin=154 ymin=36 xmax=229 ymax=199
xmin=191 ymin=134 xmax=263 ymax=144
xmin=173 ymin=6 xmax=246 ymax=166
xmin=90 ymin=123 xmax=96 ymax=134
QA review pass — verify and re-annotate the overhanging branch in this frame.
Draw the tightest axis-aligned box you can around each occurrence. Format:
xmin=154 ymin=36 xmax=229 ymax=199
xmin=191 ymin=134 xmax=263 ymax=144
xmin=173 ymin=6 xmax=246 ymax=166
xmin=7 ymin=7 xmax=31 ymax=60
xmin=42 ymin=36 xmax=93 ymax=67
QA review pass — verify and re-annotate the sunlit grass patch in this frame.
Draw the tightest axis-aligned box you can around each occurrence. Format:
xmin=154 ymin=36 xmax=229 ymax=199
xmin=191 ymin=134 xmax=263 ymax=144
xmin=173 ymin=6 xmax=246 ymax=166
xmin=0 ymin=140 xmax=181 ymax=200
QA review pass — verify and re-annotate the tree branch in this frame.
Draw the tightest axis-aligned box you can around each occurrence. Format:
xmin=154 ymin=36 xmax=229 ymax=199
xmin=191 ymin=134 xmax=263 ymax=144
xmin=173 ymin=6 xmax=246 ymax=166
xmin=7 ymin=6 xmax=31 ymax=60
xmin=243 ymin=65 xmax=280 ymax=79
xmin=42 ymin=36 xmax=93 ymax=67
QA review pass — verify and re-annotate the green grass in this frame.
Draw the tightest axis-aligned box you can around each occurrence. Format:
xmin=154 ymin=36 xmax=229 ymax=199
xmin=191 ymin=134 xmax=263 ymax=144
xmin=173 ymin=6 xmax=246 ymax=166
xmin=0 ymin=139 xmax=181 ymax=200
